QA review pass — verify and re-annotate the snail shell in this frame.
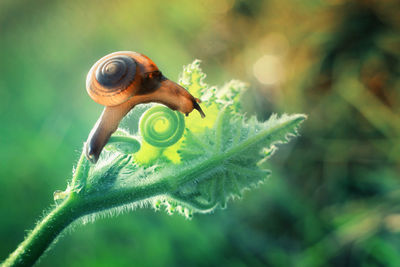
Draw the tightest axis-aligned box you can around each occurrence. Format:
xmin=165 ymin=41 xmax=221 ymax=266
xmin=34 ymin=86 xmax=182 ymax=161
xmin=86 ymin=51 xmax=157 ymax=106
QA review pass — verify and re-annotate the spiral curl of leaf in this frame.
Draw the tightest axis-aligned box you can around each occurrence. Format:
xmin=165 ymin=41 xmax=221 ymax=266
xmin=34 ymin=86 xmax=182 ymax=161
xmin=139 ymin=105 xmax=185 ymax=147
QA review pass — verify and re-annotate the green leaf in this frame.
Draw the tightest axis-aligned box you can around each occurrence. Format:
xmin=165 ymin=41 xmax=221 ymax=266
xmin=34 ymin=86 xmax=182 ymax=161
xmin=61 ymin=60 xmax=306 ymax=220
xmin=168 ymin=107 xmax=306 ymax=212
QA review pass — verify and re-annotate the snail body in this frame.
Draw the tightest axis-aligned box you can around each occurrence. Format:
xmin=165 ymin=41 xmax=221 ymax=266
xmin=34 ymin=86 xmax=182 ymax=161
xmin=85 ymin=51 xmax=205 ymax=163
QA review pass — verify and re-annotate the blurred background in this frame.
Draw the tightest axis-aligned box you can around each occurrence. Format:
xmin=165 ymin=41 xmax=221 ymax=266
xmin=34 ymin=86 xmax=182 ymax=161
xmin=1 ymin=0 xmax=400 ymax=266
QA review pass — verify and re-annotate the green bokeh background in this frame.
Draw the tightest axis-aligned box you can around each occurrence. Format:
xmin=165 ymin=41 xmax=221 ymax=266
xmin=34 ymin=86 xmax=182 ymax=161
xmin=1 ymin=0 xmax=400 ymax=266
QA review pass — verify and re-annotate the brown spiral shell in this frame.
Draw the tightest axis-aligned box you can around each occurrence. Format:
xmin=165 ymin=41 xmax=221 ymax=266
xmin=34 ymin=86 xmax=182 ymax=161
xmin=86 ymin=51 xmax=143 ymax=106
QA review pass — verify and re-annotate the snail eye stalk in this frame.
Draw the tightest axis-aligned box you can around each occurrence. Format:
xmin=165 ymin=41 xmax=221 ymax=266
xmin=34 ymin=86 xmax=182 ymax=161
xmin=193 ymin=100 xmax=205 ymax=118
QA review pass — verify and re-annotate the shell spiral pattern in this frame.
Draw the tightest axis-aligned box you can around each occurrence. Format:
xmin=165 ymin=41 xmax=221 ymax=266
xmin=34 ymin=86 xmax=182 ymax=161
xmin=95 ymin=55 xmax=136 ymax=92
xmin=86 ymin=54 xmax=138 ymax=106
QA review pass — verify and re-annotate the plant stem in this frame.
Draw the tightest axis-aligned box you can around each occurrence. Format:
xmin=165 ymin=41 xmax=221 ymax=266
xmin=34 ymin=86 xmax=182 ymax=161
xmin=2 ymin=197 xmax=80 ymax=267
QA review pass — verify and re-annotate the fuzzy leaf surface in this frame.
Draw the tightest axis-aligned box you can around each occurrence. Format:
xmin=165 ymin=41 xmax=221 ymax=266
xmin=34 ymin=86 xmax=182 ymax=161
xmin=60 ymin=60 xmax=306 ymax=219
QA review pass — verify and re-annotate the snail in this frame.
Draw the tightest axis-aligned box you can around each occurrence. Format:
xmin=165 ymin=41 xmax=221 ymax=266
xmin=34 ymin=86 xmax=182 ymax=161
xmin=85 ymin=51 xmax=205 ymax=163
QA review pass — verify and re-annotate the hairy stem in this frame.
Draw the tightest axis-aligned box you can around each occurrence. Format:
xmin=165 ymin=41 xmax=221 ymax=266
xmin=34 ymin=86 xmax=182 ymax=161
xmin=2 ymin=114 xmax=304 ymax=266
xmin=2 ymin=198 xmax=80 ymax=267
xmin=2 ymin=156 xmax=170 ymax=267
